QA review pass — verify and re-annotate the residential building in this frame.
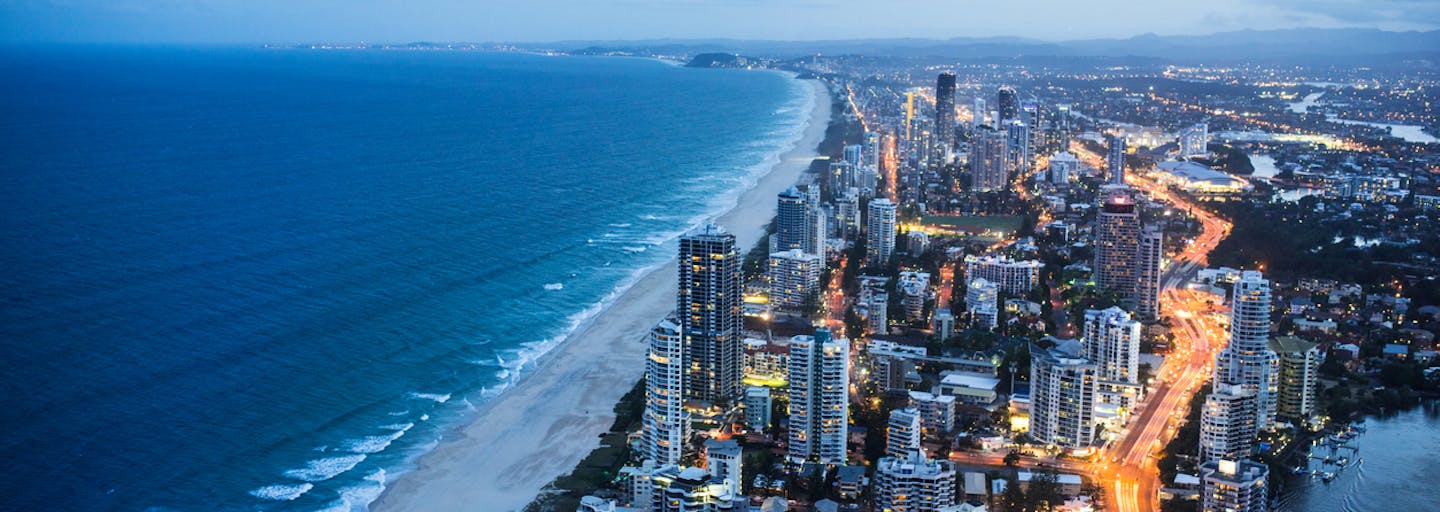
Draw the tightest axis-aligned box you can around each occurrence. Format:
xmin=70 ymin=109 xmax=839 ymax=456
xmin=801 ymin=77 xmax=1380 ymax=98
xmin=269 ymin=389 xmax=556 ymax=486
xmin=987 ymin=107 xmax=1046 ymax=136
xmin=642 ymin=316 xmax=688 ymax=466
xmin=1107 ymin=134 xmax=1127 ymax=184
xmin=679 ymin=225 xmax=744 ymax=405
xmin=787 ymin=328 xmax=850 ymax=464
xmin=1180 ymin=123 xmax=1209 ymax=159
xmin=1082 ymin=307 xmax=1142 ymax=385
xmin=1214 ymin=271 xmax=1279 ymax=429
xmin=963 ymin=254 xmax=1041 ymax=295
xmin=1029 ymin=341 xmax=1098 ymax=450
xmin=997 ymin=86 xmax=1018 ymax=123
xmin=908 ymin=391 xmax=957 ymax=435
xmin=1199 ymin=383 xmax=1258 ymax=464
xmin=1200 ymin=459 xmax=1269 ymax=512
xmin=1136 ymin=229 xmax=1164 ymax=320
xmin=887 ymin=407 xmax=923 ymax=458
xmin=899 ymin=271 xmax=931 ymax=322
xmin=874 ymin=451 xmax=958 ymax=512
xmin=965 ymin=278 xmax=999 ymax=330
xmin=767 ymin=249 xmax=821 ymax=309
xmin=935 ymin=72 xmax=956 ymax=150
xmin=1094 ymin=195 xmax=1140 ymax=297
xmin=1269 ymin=336 xmax=1321 ymax=422
xmin=1048 ymin=151 xmax=1079 ymax=184
xmin=744 ymin=386 xmax=772 ymax=432
xmin=867 ymin=198 xmax=898 ymax=267
xmin=971 ymin=127 xmax=1009 ymax=192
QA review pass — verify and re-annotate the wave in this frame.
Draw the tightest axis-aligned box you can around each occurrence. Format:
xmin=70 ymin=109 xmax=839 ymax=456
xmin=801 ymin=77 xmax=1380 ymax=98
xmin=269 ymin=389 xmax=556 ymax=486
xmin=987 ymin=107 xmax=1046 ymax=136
xmin=282 ymin=454 xmax=368 ymax=482
xmin=621 ymin=246 xmax=647 ymax=253
xmin=607 ymin=223 xmax=631 ymax=228
xmin=314 ymin=469 xmax=387 ymax=512
xmin=543 ymin=282 xmax=564 ymax=291
xmin=249 ymin=482 xmax=314 ymax=501
xmin=407 ymin=392 xmax=451 ymax=403
xmin=342 ymin=423 xmax=413 ymax=454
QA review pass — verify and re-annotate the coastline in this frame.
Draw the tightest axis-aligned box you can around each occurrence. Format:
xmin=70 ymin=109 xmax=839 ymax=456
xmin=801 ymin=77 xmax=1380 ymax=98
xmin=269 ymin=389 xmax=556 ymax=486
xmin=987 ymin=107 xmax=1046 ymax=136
xmin=371 ymin=77 xmax=833 ymax=512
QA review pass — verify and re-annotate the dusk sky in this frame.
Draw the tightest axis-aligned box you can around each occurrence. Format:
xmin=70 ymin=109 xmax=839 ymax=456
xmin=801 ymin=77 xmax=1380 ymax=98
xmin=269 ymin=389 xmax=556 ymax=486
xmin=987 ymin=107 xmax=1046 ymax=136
xmin=2 ymin=0 xmax=1437 ymax=43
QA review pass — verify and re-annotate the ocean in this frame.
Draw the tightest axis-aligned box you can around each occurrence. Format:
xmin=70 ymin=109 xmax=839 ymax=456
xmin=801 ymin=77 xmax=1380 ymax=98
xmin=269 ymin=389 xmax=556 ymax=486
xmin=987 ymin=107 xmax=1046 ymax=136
xmin=0 ymin=47 xmax=813 ymax=511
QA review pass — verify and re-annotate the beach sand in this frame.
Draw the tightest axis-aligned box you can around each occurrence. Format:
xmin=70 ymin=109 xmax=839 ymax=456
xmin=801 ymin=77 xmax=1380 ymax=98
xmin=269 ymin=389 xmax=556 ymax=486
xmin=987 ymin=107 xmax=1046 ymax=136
xmin=372 ymin=78 xmax=832 ymax=512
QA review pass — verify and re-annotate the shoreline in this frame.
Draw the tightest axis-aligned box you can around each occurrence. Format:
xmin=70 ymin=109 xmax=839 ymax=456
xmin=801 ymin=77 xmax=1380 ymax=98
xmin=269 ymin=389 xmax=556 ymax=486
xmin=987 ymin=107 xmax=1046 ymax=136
xmin=371 ymin=77 xmax=833 ymax=512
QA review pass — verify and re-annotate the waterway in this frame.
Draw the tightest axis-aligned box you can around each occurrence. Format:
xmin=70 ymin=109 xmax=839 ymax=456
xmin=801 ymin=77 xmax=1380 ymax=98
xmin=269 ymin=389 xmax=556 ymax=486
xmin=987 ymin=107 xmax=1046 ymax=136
xmin=1286 ymin=90 xmax=1438 ymax=144
xmin=1275 ymin=401 xmax=1440 ymax=511
xmin=1248 ymin=154 xmax=1320 ymax=203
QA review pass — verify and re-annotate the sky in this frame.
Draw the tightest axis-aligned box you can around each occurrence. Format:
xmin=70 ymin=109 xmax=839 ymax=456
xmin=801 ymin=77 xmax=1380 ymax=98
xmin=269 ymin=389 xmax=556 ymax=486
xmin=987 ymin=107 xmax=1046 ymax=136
xmin=1 ymin=0 xmax=1437 ymax=44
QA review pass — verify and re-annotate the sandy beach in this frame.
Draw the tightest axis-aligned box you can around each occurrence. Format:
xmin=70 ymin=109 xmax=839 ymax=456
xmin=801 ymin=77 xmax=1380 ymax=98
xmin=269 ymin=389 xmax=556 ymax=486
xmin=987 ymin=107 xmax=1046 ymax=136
xmin=372 ymin=77 xmax=832 ymax=512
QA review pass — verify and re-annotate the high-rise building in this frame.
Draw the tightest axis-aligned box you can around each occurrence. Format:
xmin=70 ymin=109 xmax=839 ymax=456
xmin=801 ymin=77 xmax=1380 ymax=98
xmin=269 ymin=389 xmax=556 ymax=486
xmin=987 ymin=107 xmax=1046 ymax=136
xmin=1214 ymin=271 xmax=1279 ymax=429
xmin=864 ymin=131 xmax=881 ymax=169
xmin=935 ymin=72 xmax=956 ymax=150
xmin=997 ymin=86 xmax=1018 ymax=123
xmin=873 ymin=451 xmax=958 ymax=512
xmin=1007 ymin=119 xmax=1031 ymax=174
xmin=1029 ymin=341 xmax=1098 ymax=450
xmin=829 ymin=161 xmax=857 ymax=193
xmin=963 ymin=254 xmax=1041 ymax=295
xmin=1200 ymin=459 xmax=1269 ymax=512
xmin=744 ymin=386 xmax=772 ymax=432
xmin=970 ymin=127 xmax=1009 ymax=192
xmin=965 ymin=278 xmax=999 ymax=330
xmin=1199 ymin=383 xmax=1258 ymax=464
xmin=866 ymin=198 xmax=897 ymax=267
xmin=642 ymin=316 xmax=689 ymax=466
xmin=1136 ymin=229 xmax=1165 ymax=321
xmin=834 ymin=189 xmax=860 ymax=241
xmin=972 ymin=97 xmax=987 ymax=129
xmin=775 ymin=187 xmax=808 ymax=253
xmin=767 ymin=249 xmax=821 ymax=309
xmin=908 ymin=390 xmax=957 ymax=435
xmin=679 ymin=225 xmax=744 ymax=405
xmin=1094 ymin=195 xmax=1141 ymax=296
xmin=887 ymin=407 xmax=923 ymax=458
xmin=703 ymin=438 xmax=743 ymax=495
xmin=787 ymin=328 xmax=850 ymax=464
xmin=1053 ymin=103 xmax=1073 ymax=152
xmin=802 ymin=185 xmax=826 ymax=266
xmin=1107 ymin=135 xmax=1127 ymax=184
xmin=1083 ymin=306 xmax=1141 ymax=385
xmin=844 ymin=144 xmax=864 ymax=165
xmin=899 ymin=271 xmax=930 ymax=322
xmin=1269 ymin=336 xmax=1321 ymax=422
xmin=1048 ymin=151 xmax=1079 ymax=184
xmin=1180 ymin=123 xmax=1209 ymax=159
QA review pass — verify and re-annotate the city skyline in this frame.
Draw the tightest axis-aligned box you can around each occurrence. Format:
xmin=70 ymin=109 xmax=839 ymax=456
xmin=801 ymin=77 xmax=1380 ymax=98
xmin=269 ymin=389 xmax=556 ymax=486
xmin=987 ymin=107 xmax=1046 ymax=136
xmin=2 ymin=1 xmax=1438 ymax=44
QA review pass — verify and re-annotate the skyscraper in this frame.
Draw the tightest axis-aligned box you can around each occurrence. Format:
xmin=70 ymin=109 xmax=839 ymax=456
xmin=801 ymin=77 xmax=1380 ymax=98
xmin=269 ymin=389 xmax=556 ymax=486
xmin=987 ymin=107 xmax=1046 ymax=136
xmin=887 ymin=407 xmax=923 ymax=458
xmin=678 ymin=225 xmax=744 ymax=405
xmin=1094 ymin=195 xmax=1141 ymax=295
xmin=775 ymin=187 xmax=808 ymax=253
xmin=970 ymin=127 xmax=1009 ymax=192
xmin=1136 ymin=229 xmax=1165 ymax=321
xmin=1007 ymin=119 xmax=1031 ymax=174
xmin=972 ymin=97 xmax=987 ymax=129
xmin=1083 ymin=306 xmax=1142 ymax=385
xmin=1200 ymin=459 xmax=1269 ymax=512
xmin=642 ymin=316 xmax=688 ymax=466
xmin=787 ymin=328 xmax=850 ymax=464
xmin=1199 ymin=383 xmax=1258 ymax=464
xmin=1214 ymin=271 xmax=1279 ymax=429
xmin=1269 ymin=336 xmax=1321 ymax=422
xmin=1030 ymin=341 xmax=1098 ymax=450
xmin=1107 ymin=134 xmax=1127 ymax=184
xmin=767 ymin=249 xmax=821 ymax=309
xmin=935 ymin=72 xmax=956 ymax=150
xmin=997 ymin=86 xmax=1018 ymax=123
xmin=1180 ymin=123 xmax=1209 ymax=159
xmin=866 ymin=198 xmax=897 ymax=267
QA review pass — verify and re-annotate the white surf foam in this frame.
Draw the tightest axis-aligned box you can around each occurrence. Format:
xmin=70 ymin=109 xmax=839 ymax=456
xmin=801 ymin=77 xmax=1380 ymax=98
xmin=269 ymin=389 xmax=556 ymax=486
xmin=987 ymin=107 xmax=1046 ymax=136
xmin=313 ymin=469 xmax=387 ymax=512
xmin=249 ymin=483 xmax=313 ymax=501
xmin=543 ymin=282 xmax=564 ymax=291
xmin=282 ymin=454 xmax=367 ymax=482
xmin=407 ymin=392 xmax=451 ymax=403
xmin=343 ymin=424 xmax=413 ymax=454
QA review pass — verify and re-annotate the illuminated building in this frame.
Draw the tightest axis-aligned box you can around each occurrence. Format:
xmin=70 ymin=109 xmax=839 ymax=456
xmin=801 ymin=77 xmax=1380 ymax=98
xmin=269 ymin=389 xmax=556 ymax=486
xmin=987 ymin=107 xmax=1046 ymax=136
xmin=744 ymin=386 xmax=771 ymax=431
xmin=1180 ymin=122 xmax=1209 ymax=158
xmin=899 ymin=271 xmax=930 ymax=322
xmin=873 ymin=450 xmax=958 ymax=512
xmin=1214 ymin=271 xmax=1278 ymax=429
xmin=887 ymin=407 xmax=922 ymax=458
xmin=1199 ymin=383 xmax=1257 ymax=464
xmin=679 ymin=225 xmax=744 ymax=405
xmin=963 ymin=254 xmax=1040 ymax=295
xmin=972 ymin=97 xmax=987 ymax=129
xmin=642 ymin=316 xmax=689 ymax=467
xmin=964 ymin=278 xmax=999 ymax=330
xmin=935 ymin=72 xmax=956 ymax=150
xmin=1082 ymin=306 xmax=1141 ymax=386
xmin=1048 ymin=151 xmax=1079 ymax=184
xmin=1269 ymin=336 xmax=1321 ymax=422
xmin=1094 ymin=195 xmax=1140 ymax=298
xmin=1029 ymin=341 xmax=1098 ymax=450
xmin=1007 ymin=119 xmax=1031 ymax=174
xmin=1136 ymin=229 xmax=1164 ymax=321
xmin=970 ymin=127 xmax=1009 ymax=192
xmin=787 ymin=328 xmax=849 ymax=464
xmin=834 ymin=189 xmax=860 ymax=241
xmin=775 ymin=187 xmax=809 ymax=254
xmin=1153 ymin=161 xmax=1252 ymax=196
xmin=767 ymin=249 xmax=820 ymax=309
xmin=908 ymin=390 xmax=957 ymax=435
xmin=997 ymin=86 xmax=1018 ymax=123
xmin=1106 ymin=134 xmax=1127 ymax=184
xmin=1200 ymin=459 xmax=1269 ymax=512
xmin=866 ymin=198 xmax=897 ymax=267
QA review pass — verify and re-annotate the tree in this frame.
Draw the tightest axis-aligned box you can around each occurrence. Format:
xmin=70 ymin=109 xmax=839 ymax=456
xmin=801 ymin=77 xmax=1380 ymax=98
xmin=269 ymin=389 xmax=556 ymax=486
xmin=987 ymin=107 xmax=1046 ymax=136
xmin=1004 ymin=450 xmax=1021 ymax=467
xmin=1000 ymin=476 xmax=1027 ymax=511
xmin=1024 ymin=467 xmax=1063 ymax=511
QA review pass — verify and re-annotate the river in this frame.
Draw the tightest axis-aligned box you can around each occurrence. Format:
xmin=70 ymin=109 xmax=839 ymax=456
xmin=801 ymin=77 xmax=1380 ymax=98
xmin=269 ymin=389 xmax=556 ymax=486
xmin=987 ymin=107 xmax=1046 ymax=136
xmin=1274 ymin=401 xmax=1440 ymax=511
xmin=1286 ymin=90 xmax=1438 ymax=144
xmin=1249 ymin=154 xmax=1320 ymax=202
